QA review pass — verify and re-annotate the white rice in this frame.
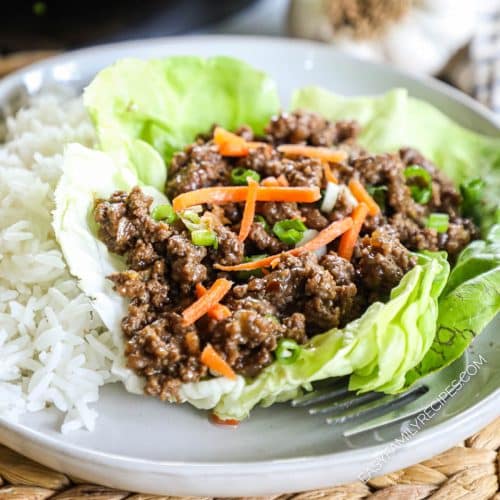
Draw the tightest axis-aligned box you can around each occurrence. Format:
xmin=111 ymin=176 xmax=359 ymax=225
xmin=0 ymin=92 xmax=131 ymax=433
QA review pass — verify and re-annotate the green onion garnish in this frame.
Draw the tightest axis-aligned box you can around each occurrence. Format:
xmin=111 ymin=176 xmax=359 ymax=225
xmin=404 ymin=165 xmax=432 ymax=204
xmin=191 ymin=229 xmax=218 ymax=248
xmin=460 ymin=178 xmax=484 ymax=224
xmin=367 ymin=185 xmax=388 ymax=211
xmin=231 ymin=167 xmax=261 ymax=185
xmin=275 ymin=339 xmax=301 ymax=365
xmin=272 ymin=219 xmax=307 ymax=245
xmin=236 ymin=254 xmax=268 ymax=280
xmin=152 ymin=203 xmax=177 ymax=223
xmin=254 ymin=215 xmax=270 ymax=232
xmin=426 ymin=213 xmax=449 ymax=233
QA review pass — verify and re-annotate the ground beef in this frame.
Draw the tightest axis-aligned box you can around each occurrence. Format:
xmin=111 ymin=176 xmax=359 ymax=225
xmin=167 ymin=233 xmax=208 ymax=294
xmin=389 ymin=213 xmax=439 ymax=251
xmin=233 ymin=252 xmax=358 ymax=332
xmin=166 ymin=141 xmax=230 ymax=198
xmin=258 ymin=201 xmax=302 ymax=226
xmin=354 ymin=226 xmax=416 ymax=298
xmin=93 ymin=111 xmax=479 ymax=397
xmin=265 ymin=110 xmax=359 ymax=146
xmin=301 ymin=206 xmax=329 ymax=230
xmin=247 ymin=221 xmax=287 ymax=254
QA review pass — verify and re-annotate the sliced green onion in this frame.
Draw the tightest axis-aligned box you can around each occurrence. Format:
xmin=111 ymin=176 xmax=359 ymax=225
xmin=231 ymin=167 xmax=261 ymax=185
xmin=460 ymin=178 xmax=484 ymax=224
xmin=236 ymin=254 xmax=267 ymax=280
xmin=426 ymin=213 xmax=449 ymax=233
xmin=151 ymin=204 xmax=177 ymax=223
xmin=254 ymin=215 xmax=270 ymax=232
xmin=191 ymin=229 xmax=218 ymax=248
xmin=367 ymin=185 xmax=388 ymax=211
xmin=180 ymin=210 xmax=202 ymax=231
xmin=275 ymin=339 xmax=301 ymax=365
xmin=272 ymin=219 xmax=307 ymax=245
xmin=404 ymin=165 xmax=432 ymax=204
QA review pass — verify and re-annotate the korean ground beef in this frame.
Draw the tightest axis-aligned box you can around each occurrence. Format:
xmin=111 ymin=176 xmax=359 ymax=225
xmin=94 ymin=111 xmax=478 ymax=400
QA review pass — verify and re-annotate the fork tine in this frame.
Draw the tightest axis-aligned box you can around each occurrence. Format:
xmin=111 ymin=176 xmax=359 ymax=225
xmin=343 ymin=385 xmax=443 ymax=436
xmin=308 ymin=390 xmax=383 ymax=415
xmin=327 ymin=385 xmax=426 ymax=425
xmin=291 ymin=379 xmax=349 ymax=407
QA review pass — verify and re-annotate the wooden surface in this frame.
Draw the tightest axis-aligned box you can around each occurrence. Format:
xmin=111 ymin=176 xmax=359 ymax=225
xmin=0 ymin=417 xmax=497 ymax=499
xmin=0 ymin=51 xmax=498 ymax=500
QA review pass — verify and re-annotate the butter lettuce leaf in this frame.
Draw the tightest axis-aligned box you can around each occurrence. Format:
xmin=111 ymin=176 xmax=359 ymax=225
xmin=214 ymin=253 xmax=449 ymax=421
xmin=406 ymin=225 xmax=500 ymax=385
xmin=84 ymin=56 xmax=280 ymax=192
xmin=53 ymin=144 xmax=243 ymax=406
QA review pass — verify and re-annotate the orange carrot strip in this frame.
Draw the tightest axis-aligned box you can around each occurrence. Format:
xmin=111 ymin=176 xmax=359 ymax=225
xmin=213 ymin=127 xmax=248 ymax=157
xmin=239 ymin=178 xmax=258 ymax=242
xmin=294 ymin=217 xmax=353 ymax=254
xmin=348 ymin=179 xmax=380 ymax=216
xmin=214 ymin=218 xmax=353 ymax=272
xmin=195 ymin=284 xmax=231 ymax=320
xmin=323 ymin=162 xmax=338 ymax=184
xmin=182 ymin=278 xmax=233 ymax=326
xmin=210 ymin=414 xmax=240 ymax=427
xmin=172 ymin=186 xmax=321 ymax=212
xmin=278 ymin=144 xmax=347 ymax=163
xmin=201 ymin=344 xmax=237 ymax=381
xmin=277 ymin=174 xmax=289 ymax=186
xmin=337 ymin=203 xmax=369 ymax=261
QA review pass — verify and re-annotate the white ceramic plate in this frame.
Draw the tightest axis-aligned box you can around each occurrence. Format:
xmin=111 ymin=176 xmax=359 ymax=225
xmin=0 ymin=36 xmax=499 ymax=497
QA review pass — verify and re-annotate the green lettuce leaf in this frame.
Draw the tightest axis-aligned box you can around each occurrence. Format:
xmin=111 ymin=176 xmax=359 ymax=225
xmin=84 ymin=56 xmax=280 ymax=191
xmin=292 ymin=87 xmax=500 ymax=233
xmin=406 ymin=225 xmax=500 ymax=385
xmin=214 ymin=253 xmax=449 ymax=421
xmin=53 ymin=144 xmax=244 ymax=406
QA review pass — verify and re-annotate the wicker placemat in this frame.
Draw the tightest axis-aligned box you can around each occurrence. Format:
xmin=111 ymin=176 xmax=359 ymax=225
xmin=0 ymin=417 xmax=497 ymax=499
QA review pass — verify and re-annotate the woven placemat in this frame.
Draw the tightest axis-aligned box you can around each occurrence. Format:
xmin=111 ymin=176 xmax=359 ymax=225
xmin=0 ymin=417 xmax=497 ymax=499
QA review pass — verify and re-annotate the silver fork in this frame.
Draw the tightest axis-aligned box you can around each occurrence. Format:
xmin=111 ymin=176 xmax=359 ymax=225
xmin=291 ymin=355 xmax=467 ymax=436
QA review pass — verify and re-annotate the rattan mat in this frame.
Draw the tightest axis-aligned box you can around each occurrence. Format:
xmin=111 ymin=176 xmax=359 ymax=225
xmin=0 ymin=51 xmax=499 ymax=500
xmin=0 ymin=417 xmax=496 ymax=499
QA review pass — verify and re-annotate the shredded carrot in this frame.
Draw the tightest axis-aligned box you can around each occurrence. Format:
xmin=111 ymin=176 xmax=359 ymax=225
xmin=337 ymin=203 xmax=369 ymax=261
xmin=210 ymin=413 xmax=240 ymax=426
xmin=323 ymin=162 xmax=338 ymax=184
xmin=182 ymin=278 xmax=233 ymax=326
xmin=195 ymin=284 xmax=231 ymax=320
xmin=277 ymin=174 xmax=289 ymax=186
xmin=261 ymin=176 xmax=279 ymax=187
xmin=278 ymin=144 xmax=347 ymax=163
xmin=213 ymin=127 xmax=248 ymax=157
xmin=239 ymin=178 xmax=258 ymax=242
xmin=348 ymin=179 xmax=380 ymax=216
xmin=200 ymin=344 xmax=237 ymax=380
xmin=214 ymin=217 xmax=353 ymax=272
xmin=172 ymin=185 xmax=320 ymax=212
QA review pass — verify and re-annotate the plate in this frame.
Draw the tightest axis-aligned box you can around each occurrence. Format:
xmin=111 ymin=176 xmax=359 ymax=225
xmin=0 ymin=36 xmax=498 ymax=497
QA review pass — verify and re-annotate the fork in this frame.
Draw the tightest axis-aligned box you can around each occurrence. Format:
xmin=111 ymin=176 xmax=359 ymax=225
xmin=291 ymin=355 xmax=467 ymax=437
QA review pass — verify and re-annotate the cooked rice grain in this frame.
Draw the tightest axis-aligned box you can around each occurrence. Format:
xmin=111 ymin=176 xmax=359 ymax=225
xmin=0 ymin=92 xmax=134 ymax=432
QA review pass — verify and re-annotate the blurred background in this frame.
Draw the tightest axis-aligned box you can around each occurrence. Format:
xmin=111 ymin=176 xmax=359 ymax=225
xmin=0 ymin=0 xmax=498 ymax=111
